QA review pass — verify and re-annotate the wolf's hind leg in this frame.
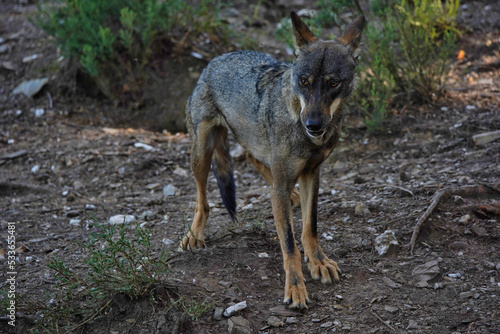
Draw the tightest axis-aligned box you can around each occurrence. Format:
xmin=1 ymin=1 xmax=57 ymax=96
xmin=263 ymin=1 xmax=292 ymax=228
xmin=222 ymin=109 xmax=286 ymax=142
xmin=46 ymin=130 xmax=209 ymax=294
xmin=180 ymin=121 xmax=226 ymax=251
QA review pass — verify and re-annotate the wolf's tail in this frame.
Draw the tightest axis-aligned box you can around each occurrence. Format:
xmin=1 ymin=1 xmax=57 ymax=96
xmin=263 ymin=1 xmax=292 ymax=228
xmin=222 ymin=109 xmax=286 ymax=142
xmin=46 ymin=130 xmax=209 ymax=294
xmin=211 ymin=134 xmax=236 ymax=221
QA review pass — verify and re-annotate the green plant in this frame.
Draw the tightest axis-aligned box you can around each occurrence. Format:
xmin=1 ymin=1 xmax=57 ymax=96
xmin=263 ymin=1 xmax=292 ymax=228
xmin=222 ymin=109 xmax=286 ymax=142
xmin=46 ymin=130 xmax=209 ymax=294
xmin=32 ymin=221 xmax=169 ymax=332
xmin=34 ymin=0 xmax=227 ymax=103
xmin=173 ymin=297 xmax=213 ymax=321
xmin=84 ymin=222 xmax=170 ymax=298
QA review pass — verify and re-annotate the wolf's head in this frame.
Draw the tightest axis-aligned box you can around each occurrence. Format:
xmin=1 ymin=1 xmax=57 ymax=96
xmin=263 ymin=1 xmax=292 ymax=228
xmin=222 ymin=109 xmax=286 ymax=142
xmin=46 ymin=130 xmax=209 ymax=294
xmin=290 ymin=12 xmax=364 ymax=140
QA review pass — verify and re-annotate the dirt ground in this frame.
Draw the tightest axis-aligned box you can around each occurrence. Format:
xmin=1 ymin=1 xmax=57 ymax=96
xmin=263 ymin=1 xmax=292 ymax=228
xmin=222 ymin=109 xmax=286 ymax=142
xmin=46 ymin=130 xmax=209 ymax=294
xmin=1 ymin=1 xmax=500 ymax=333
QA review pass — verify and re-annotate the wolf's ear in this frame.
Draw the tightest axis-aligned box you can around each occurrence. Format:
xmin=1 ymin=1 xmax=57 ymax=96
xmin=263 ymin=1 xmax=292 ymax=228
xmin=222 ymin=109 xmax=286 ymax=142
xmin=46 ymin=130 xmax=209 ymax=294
xmin=337 ymin=16 xmax=365 ymax=53
xmin=290 ymin=11 xmax=318 ymax=50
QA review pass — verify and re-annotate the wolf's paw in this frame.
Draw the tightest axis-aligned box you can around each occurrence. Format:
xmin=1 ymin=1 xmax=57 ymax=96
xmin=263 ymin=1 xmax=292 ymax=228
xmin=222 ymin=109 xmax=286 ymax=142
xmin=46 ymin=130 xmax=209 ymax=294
xmin=305 ymin=250 xmax=341 ymax=284
xmin=283 ymin=271 xmax=309 ymax=309
xmin=291 ymin=188 xmax=301 ymax=208
xmin=179 ymin=232 xmax=205 ymax=251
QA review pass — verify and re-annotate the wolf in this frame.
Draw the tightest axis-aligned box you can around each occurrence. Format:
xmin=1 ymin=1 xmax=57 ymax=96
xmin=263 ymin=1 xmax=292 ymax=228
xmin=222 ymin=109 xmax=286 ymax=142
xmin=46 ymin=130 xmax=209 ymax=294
xmin=180 ymin=12 xmax=365 ymax=309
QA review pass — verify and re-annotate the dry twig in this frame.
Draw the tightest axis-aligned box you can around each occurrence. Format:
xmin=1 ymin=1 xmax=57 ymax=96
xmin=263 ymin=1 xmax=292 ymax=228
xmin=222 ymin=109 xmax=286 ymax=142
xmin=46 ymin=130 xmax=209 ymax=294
xmin=407 ymin=183 xmax=500 ymax=253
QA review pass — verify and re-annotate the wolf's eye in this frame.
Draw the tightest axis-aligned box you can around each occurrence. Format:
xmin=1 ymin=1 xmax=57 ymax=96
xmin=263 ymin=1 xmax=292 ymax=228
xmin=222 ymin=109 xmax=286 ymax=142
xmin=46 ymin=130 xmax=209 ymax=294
xmin=330 ymin=81 xmax=340 ymax=88
xmin=300 ymin=78 xmax=309 ymax=86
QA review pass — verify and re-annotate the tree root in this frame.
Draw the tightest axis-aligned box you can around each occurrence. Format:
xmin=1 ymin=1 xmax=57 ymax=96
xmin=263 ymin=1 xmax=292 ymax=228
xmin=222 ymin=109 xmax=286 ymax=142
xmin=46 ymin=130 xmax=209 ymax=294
xmin=407 ymin=183 xmax=500 ymax=254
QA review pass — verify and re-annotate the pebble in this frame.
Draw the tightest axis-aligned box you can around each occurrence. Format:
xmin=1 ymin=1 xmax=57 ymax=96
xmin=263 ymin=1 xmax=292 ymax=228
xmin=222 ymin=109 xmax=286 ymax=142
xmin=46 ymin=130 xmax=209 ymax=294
xmin=407 ymin=320 xmax=419 ymax=329
xmin=374 ymin=230 xmax=399 ymax=256
xmin=11 ymin=78 xmax=49 ymax=98
xmin=161 ymin=238 xmax=174 ymax=246
xmin=449 ymin=241 xmax=469 ymax=250
xmin=69 ymin=219 xmax=81 ymax=226
xmin=22 ymin=54 xmax=39 ymax=63
xmin=320 ymin=321 xmax=333 ymax=328
xmin=163 ymin=184 xmax=177 ymax=196
xmin=224 ymin=301 xmax=247 ymax=317
xmin=460 ymin=291 xmax=473 ymax=299
xmin=34 ymin=108 xmax=45 ymax=117
xmin=258 ymin=252 xmax=269 ymax=258
xmin=85 ymin=204 xmax=96 ymax=210
xmin=214 ymin=307 xmax=224 ymax=320
xmin=382 ymin=276 xmax=402 ymax=288
xmin=173 ymin=167 xmax=189 ymax=178
xmin=384 ymin=305 xmax=399 ymax=313
xmin=228 ymin=316 xmax=251 ymax=334
xmin=285 ymin=317 xmax=298 ymax=324
xmin=266 ymin=316 xmax=282 ymax=327
xmin=134 ymin=142 xmax=154 ymax=151
xmin=108 ymin=215 xmax=136 ymax=225
xmin=412 ymin=260 xmax=440 ymax=282
xmin=31 ymin=165 xmax=40 ymax=174
xmin=354 ymin=202 xmax=370 ymax=216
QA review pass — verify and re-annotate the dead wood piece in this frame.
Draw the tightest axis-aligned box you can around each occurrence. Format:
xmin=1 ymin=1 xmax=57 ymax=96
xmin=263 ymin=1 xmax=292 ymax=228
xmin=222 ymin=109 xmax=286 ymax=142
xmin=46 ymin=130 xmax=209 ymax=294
xmin=472 ymin=130 xmax=500 ymax=146
xmin=407 ymin=183 xmax=500 ymax=253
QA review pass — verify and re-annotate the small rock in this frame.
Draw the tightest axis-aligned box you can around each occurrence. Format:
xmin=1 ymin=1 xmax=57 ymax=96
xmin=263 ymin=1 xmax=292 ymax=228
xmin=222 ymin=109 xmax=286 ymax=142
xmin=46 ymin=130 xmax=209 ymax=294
xmin=407 ymin=320 xmax=419 ymax=329
xmin=230 ymin=144 xmax=246 ymax=161
xmin=22 ymin=54 xmax=39 ymax=63
xmin=214 ymin=307 xmax=224 ymax=320
xmin=460 ymin=291 xmax=473 ymax=299
xmin=85 ymin=204 xmax=96 ymax=210
xmin=161 ymin=238 xmax=174 ymax=246
xmin=382 ymin=276 xmax=402 ymax=288
xmin=258 ymin=252 xmax=269 ymax=258
xmin=374 ymin=230 xmax=399 ymax=256
xmin=458 ymin=214 xmax=471 ymax=224
xmin=266 ymin=316 xmax=283 ymax=327
xmin=219 ymin=281 xmax=232 ymax=288
xmin=415 ymin=280 xmax=429 ymax=288
xmin=471 ymin=225 xmax=487 ymax=237
xmin=140 ymin=210 xmax=157 ymax=221
xmin=449 ymin=241 xmax=469 ymax=250
xmin=384 ymin=305 xmax=398 ymax=313
xmin=163 ymin=184 xmax=177 ymax=196
xmin=224 ymin=301 xmax=247 ymax=317
xmin=12 ymin=78 xmax=49 ymax=98
xmin=354 ymin=202 xmax=370 ymax=216
xmin=0 ymin=44 xmax=8 ymax=54
xmin=286 ymin=317 xmax=298 ymax=324
xmin=69 ymin=219 xmax=81 ymax=226
xmin=320 ymin=321 xmax=333 ymax=328
xmin=269 ymin=305 xmax=300 ymax=317
xmin=134 ymin=142 xmax=155 ymax=151
xmin=108 ymin=215 xmax=136 ymax=225
xmin=34 ymin=108 xmax=44 ymax=117
xmin=173 ymin=167 xmax=189 ymax=178
xmin=412 ymin=260 xmax=440 ymax=282
xmin=228 ymin=316 xmax=251 ymax=334
xmin=496 ymin=263 xmax=500 ymax=271
xmin=31 ymin=165 xmax=40 ymax=174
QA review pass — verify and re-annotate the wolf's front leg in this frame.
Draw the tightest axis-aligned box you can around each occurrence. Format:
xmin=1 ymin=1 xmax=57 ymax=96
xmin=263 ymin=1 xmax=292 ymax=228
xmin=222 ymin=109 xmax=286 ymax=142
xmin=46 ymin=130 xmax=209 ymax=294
xmin=271 ymin=185 xmax=309 ymax=309
xmin=299 ymin=170 xmax=341 ymax=283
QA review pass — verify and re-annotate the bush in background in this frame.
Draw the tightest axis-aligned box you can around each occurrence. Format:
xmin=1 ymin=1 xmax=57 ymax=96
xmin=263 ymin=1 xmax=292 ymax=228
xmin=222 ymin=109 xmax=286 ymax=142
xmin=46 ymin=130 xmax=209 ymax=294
xmin=35 ymin=0 xmax=227 ymax=105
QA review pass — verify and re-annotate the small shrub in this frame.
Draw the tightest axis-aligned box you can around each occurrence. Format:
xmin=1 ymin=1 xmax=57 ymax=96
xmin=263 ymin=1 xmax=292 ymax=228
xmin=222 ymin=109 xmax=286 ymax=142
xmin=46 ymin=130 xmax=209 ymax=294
xmin=32 ymin=221 xmax=169 ymax=332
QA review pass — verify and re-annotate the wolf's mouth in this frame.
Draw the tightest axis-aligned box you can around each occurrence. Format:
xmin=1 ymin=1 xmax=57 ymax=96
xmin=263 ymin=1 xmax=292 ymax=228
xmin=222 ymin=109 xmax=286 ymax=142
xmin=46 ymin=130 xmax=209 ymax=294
xmin=306 ymin=129 xmax=325 ymax=138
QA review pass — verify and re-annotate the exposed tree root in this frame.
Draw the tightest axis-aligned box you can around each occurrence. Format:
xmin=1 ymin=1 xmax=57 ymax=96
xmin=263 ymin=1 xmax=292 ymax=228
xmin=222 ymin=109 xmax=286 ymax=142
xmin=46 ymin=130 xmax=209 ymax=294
xmin=407 ymin=183 xmax=500 ymax=254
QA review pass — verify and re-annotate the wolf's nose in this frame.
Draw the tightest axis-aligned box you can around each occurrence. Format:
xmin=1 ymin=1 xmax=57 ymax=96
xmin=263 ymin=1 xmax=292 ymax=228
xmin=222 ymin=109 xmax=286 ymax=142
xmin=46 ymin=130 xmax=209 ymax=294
xmin=305 ymin=118 xmax=322 ymax=132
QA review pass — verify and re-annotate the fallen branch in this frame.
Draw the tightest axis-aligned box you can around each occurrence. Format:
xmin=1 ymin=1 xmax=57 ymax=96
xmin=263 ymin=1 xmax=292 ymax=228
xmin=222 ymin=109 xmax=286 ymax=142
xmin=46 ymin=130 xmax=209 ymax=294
xmin=371 ymin=309 xmax=396 ymax=332
xmin=407 ymin=183 xmax=500 ymax=254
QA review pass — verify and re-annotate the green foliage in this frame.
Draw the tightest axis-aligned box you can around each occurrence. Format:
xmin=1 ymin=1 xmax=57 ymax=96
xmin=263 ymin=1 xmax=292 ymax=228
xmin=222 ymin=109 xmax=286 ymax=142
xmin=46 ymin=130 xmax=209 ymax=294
xmin=32 ymin=221 xmax=169 ymax=332
xmin=35 ymin=0 xmax=227 ymax=102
